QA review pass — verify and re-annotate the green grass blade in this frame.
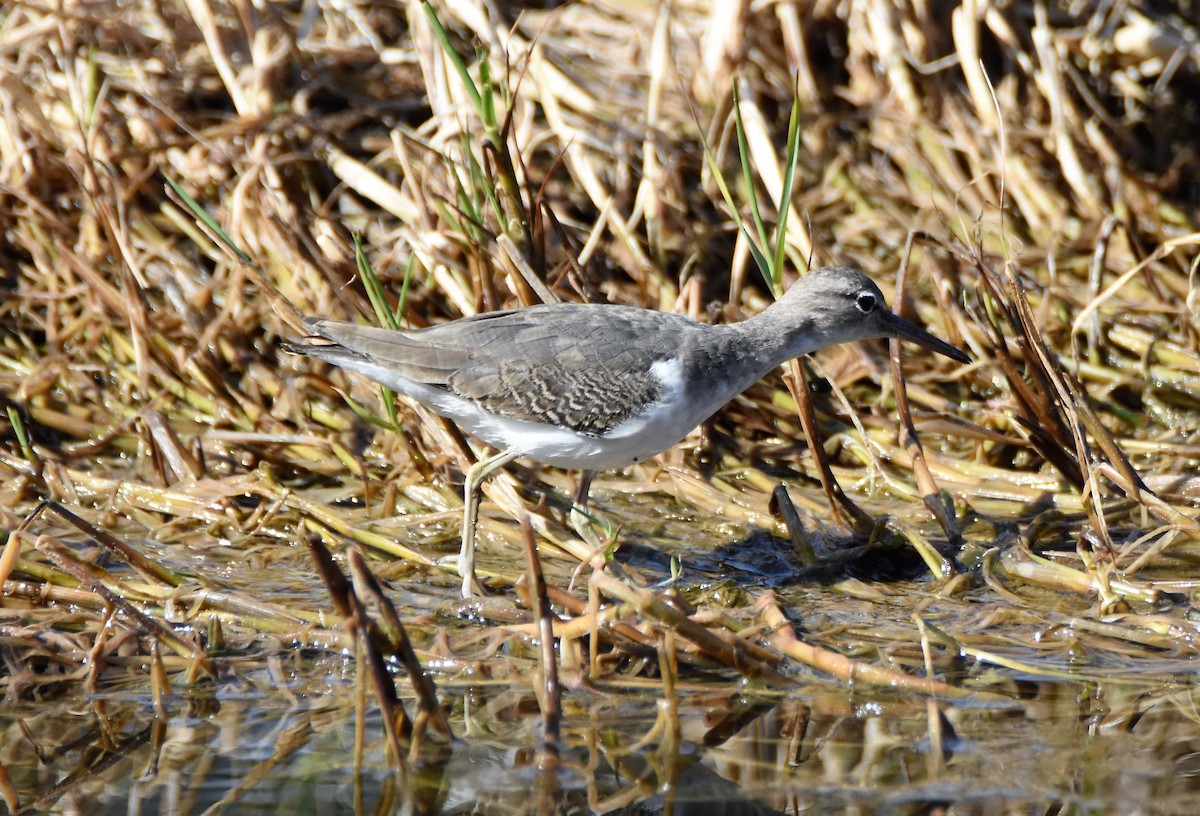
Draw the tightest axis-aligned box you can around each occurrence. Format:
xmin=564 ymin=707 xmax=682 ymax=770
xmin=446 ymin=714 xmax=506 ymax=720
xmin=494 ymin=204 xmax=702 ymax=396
xmin=422 ymin=1 xmax=483 ymax=115
xmin=354 ymin=236 xmax=401 ymax=429
xmin=732 ymin=84 xmax=774 ymax=294
xmin=164 ymin=176 xmax=251 ymax=264
xmin=395 ymin=252 xmax=417 ymax=325
xmin=771 ymin=97 xmax=803 ymax=292
xmin=7 ymin=407 xmax=35 ymax=463
xmin=697 ymin=108 xmax=770 ymax=290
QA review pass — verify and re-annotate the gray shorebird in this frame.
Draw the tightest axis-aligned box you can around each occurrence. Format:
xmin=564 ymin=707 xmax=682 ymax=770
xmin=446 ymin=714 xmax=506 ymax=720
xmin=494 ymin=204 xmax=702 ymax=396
xmin=292 ymin=265 xmax=970 ymax=597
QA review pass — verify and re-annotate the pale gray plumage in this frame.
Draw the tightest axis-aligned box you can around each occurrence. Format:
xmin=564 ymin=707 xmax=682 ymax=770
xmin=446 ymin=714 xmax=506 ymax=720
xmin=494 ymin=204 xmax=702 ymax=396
xmin=291 ymin=265 xmax=970 ymax=596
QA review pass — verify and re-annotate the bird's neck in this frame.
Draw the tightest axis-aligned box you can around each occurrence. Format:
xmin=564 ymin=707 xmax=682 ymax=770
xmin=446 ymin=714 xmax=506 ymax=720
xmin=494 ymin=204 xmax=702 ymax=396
xmin=730 ymin=300 xmax=822 ymax=372
xmin=674 ymin=305 xmax=819 ymax=407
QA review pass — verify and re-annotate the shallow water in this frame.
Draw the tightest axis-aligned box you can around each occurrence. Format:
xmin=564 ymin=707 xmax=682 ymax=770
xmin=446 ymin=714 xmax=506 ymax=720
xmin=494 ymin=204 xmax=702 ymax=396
xmin=6 ymin=487 xmax=1199 ymax=815
xmin=4 ymin=609 xmax=1199 ymax=815
xmin=4 ymin=566 xmax=1195 ymax=816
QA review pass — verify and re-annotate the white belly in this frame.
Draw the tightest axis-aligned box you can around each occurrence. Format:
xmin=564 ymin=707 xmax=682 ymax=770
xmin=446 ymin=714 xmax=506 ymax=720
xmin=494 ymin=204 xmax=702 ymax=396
xmin=427 ymin=358 xmax=718 ymax=469
xmin=327 ymin=356 xmax=743 ymax=470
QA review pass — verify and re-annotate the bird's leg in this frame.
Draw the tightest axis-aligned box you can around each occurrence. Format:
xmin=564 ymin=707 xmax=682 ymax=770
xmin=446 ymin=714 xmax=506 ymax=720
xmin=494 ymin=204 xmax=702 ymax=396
xmin=460 ymin=449 xmax=521 ymax=598
xmin=569 ymin=469 xmax=601 ymax=548
xmin=574 ymin=470 xmax=595 ymax=511
xmin=569 ymin=468 xmax=625 ymax=592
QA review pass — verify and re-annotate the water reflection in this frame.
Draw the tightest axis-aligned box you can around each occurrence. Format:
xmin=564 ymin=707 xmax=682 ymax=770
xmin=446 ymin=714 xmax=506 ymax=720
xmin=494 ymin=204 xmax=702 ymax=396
xmin=3 ymin=675 xmax=1199 ymax=814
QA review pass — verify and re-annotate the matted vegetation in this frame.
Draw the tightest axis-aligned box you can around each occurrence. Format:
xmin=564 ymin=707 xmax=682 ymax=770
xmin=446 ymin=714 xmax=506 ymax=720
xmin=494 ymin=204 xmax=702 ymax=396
xmin=1 ymin=0 xmax=1199 ymax=811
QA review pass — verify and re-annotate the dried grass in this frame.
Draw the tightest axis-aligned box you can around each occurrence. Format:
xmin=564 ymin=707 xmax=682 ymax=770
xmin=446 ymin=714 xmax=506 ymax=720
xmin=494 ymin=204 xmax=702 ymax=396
xmin=2 ymin=0 xmax=1200 ymax=802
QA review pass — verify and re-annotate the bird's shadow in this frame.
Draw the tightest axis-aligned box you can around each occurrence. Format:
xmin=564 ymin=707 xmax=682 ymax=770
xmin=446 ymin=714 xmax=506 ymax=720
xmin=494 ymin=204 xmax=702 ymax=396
xmin=612 ymin=526 xmax=939 ymax=590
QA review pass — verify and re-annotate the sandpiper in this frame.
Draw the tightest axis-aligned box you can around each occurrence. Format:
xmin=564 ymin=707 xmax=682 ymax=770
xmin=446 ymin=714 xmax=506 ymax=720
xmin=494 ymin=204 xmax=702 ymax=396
xmin=292 ymin=265 xmax=969 ymax=597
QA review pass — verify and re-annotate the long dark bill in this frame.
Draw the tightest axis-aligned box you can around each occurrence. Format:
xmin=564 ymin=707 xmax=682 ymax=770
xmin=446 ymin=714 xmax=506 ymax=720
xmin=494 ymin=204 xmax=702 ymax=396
xmin=880 ymin=311 xmax=971 ymax=363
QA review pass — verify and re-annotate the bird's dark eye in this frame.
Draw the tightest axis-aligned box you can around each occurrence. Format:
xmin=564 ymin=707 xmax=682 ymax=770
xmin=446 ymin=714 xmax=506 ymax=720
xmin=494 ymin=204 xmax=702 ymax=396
xmin=855 ymin=292 xmax=877 ymax=312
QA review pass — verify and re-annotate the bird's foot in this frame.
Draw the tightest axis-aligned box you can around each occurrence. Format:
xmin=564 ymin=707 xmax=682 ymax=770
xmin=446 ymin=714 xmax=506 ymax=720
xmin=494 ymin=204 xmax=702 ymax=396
xmin=570 ymin=504 xmax=606 ymax=551
xmin=436 ymin=554 xmax=487 ymax=598
xmin=460 ymin=572 xmax=485 ymax=599
xmin=568 ymin=506 xmax=619 ymax=592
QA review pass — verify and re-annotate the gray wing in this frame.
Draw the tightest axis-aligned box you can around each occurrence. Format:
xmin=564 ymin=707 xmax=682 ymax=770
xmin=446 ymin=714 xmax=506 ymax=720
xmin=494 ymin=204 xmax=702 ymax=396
xmin=301 ymin=305 xmax=697 ymax=435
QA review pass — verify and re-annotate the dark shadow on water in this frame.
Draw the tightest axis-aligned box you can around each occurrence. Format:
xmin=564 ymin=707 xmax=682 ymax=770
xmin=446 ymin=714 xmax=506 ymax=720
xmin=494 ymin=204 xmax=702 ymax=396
xmin=613 ymin=528 xmax=934 ymax=589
